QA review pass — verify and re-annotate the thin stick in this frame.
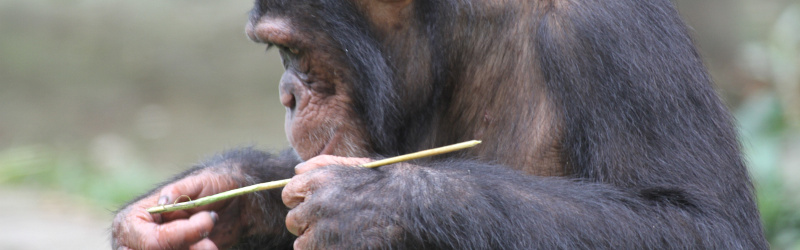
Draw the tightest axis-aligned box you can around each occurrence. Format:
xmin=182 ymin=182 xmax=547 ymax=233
xmin=147 ymin=140 xmax=481 ymax=214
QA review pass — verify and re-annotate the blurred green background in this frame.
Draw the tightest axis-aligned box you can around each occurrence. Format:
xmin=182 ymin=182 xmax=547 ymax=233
xmin=0 ymin=0 xmax=798 ymax=249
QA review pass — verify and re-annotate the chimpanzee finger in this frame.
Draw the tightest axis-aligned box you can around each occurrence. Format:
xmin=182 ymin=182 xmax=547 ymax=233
xmin=285 ymin=206 xmax=311 ymax=236
xmin=154 ymin=193 xmax=197 ymax=222
xmin=160 ymin=209 xmax=193 ymax=222
xmin=283 ymin=168 xmax=338 ymax=239
xmin=157 ymin=171 xmax=239 ymax=216
xmin=295 ymin=155 xmax=371 ymax=175
xmin=293 ymin=226 xmax=316 ymax=250
xmin=282 ymin=168 xmax=335 ymax=208
xmin=142 ymin=211 xmax=218 ymax=250
xmin=189 ymin=238 xmax=220 ymax=250
xmin=283 ymin=174 xmax=311 ymax=209
xmin=158 ymin=177 xmax=208 ymax=208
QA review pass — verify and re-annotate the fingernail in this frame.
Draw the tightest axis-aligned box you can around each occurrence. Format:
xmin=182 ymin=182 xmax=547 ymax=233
xmin=210 ymin=211 xmax=219 ymax=223
xmin=157 ymin=196 xmax=169 ymax=206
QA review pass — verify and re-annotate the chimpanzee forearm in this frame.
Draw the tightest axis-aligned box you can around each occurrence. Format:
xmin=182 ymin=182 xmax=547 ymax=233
xmin=120 ymin=148 xmax=299 ymax=207
xmin=305 ymin=160 xmax=759 ymax=249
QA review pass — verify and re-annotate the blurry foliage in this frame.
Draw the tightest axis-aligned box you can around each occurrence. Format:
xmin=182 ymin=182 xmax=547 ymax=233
xmin=0 ymin=0 xmax=798 ymax=248
xmin=739 ymin=93 xmax=800 ymax=249
xmin=0 ymin=144 xmax=164 ymax=208
xmin=736 ymin=3 xmax=800 ymax=249
xmin=0 ymin=0 xmax=289 ymax=170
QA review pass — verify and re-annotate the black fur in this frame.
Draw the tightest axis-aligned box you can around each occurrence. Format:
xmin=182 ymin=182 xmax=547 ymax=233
xmin=121 ymin=0 xmax=767 ymax=248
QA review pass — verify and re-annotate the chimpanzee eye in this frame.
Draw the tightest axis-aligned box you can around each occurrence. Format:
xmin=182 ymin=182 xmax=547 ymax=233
xmin=278 ymin=50 xmax=290 ymax=69
xmin=276 ymin=44 xmax=298 ymax=55
xmin=276 ymin=44 xmax=303 ymax=69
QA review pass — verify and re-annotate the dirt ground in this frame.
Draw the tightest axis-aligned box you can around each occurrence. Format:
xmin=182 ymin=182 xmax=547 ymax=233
xmin=0 ymin=188 xmax=111 ymax=249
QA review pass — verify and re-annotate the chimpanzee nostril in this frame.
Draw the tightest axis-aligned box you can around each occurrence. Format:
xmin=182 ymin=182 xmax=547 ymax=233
xmin=281 ymin=91 xmax=296 ymax=110
xmin=279 ymin=71 xmax=299 ymax=110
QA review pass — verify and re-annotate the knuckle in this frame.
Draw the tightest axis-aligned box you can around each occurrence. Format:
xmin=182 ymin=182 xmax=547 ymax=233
xmin=287 ymin=203 xmax=317 ymax=237
xmin=159 ymin=185 xmax=178 ymax=199
xmin=293 ymin=229 xmax=313 ymax=250
xmin=282 ymin=179 xmax=308 ymax=208
xmin=285 ymin=209 xmax=301 ymax=235
xmin=306 ymin=167 xmax=335 ymax=185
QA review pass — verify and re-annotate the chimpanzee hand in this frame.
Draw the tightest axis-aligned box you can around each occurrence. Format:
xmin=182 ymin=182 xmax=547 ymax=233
xmin=283 ymin=155 xmax=424 ymax=249
xmin=112 ymin=167 xmax=243 ymax=250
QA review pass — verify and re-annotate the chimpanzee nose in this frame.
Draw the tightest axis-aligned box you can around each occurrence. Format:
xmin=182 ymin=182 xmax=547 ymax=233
xmin=279 ymin=72 xmax=297 ymax=110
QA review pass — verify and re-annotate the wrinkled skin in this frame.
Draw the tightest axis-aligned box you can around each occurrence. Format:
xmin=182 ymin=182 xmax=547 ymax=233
xmin=282 ymin=156 xmax=372 ymax=249
xmin=112 ymin=167 xmax=240 ymax=249
xmin=252 ymin=16 xmax=371 ymax=161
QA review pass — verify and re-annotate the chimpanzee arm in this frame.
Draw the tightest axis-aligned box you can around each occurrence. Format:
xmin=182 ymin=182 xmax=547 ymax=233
xmin=284 ymin=160 xmax=763 ymax=249
xmin=112 ymin=148 xmax=300 ymax=249
xmin=219 ymin=148 xmax=300 ymax=248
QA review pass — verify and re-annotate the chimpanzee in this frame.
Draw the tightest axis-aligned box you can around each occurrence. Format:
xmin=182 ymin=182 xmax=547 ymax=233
xmin=112 ymin=0 xmax=768 ymax=249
